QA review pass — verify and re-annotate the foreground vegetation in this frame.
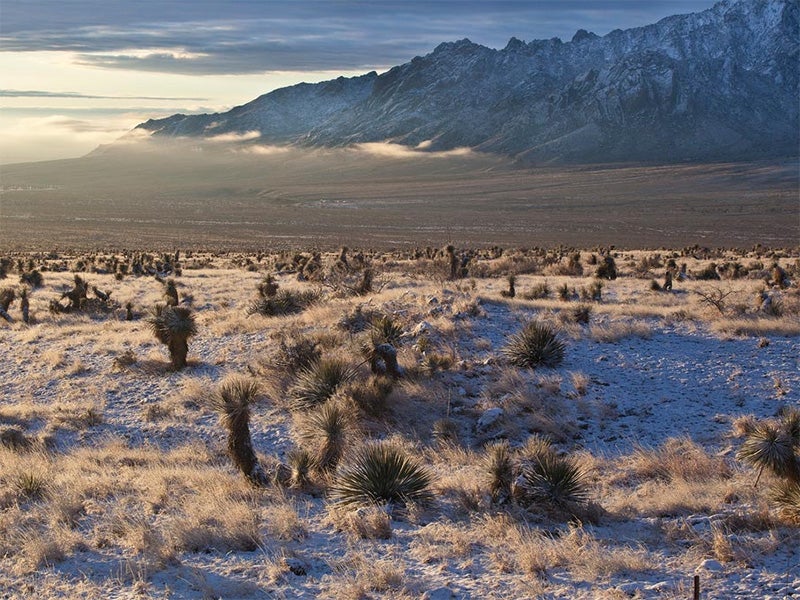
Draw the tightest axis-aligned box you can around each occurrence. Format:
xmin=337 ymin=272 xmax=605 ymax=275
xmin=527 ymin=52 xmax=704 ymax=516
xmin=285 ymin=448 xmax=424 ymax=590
xmin=1 ymin=245 xmax=798 ymax=598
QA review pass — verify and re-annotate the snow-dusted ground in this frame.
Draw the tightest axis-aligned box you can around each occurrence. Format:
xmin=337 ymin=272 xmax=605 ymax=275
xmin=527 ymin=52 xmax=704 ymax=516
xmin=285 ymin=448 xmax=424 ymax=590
xmin=1 ymin=254 xmax=798 ymax=599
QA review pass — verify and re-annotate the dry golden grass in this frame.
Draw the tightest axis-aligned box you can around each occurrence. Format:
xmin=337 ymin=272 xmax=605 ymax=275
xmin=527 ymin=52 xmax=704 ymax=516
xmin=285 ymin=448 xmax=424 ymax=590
xmin=0 ymin=247 xmax=797 ymax=598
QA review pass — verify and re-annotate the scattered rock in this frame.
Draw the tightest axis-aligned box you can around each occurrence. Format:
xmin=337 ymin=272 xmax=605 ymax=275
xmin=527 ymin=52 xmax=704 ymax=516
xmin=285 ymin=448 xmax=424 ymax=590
xmin=423 ymin=586 xmax=455 ymax=600
xmin=645 ymin=581 xmax=673 ymax=592
xmin=284 ymin=557 xmax=307 ymax=576
xmin=697 ymin=558 xmax=724 ymax=572
xmin=411 ymin=321 xmax=433 ymax=336
xmin=477 ymin=407 xmax=504 ymax=431
xmin=616 ymin=581 xmax=645 ymax=595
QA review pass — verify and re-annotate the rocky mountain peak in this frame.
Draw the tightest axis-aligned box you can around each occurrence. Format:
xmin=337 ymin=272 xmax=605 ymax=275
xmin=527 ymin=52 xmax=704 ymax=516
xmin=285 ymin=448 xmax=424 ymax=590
xmin=134 ymin=0 xmax=798 ymax=164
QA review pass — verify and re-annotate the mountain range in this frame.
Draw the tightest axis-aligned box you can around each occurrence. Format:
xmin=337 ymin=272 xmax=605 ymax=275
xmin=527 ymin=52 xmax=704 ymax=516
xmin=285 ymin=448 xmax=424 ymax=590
xmin=134 ymin=0 xmax=798 ymax=164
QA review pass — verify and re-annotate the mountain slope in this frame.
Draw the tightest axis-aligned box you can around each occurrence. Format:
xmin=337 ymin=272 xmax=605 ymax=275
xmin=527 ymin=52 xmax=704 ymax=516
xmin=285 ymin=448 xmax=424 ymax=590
xmin=135 ymin=0 xmax=799 ymax=163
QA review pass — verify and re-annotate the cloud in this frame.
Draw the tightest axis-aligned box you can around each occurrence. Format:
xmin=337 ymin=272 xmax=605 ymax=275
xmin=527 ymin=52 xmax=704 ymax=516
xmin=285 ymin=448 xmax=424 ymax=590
xmin=0 ymin=113 xmax=135 ymax=163
xmin=204 ymin=130 xmax=261 ymax=143
xmin=235 ymin=144 xmax=292 ymax=156
xmin=0 ymin=1 xmax=717 ymax=75
xmin=0 ymin=89 xmax=207 ymax=101
xmin=354 ymin=142 xmax=474 ymax=159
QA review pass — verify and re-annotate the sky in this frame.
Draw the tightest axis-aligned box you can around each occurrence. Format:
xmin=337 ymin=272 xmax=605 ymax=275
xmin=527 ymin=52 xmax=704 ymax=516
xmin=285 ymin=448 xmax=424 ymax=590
xmin=0 ymin=0 xmax=717 ymax=164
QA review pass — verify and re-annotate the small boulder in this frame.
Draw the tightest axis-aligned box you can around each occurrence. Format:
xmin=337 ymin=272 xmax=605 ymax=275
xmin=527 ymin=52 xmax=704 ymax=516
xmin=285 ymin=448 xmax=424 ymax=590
xmin=477 ymin=407 xmax=504 ymax=431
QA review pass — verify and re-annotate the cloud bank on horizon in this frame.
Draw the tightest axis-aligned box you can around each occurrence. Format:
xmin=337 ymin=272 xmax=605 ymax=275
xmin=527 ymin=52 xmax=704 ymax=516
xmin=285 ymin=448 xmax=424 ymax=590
xmin=0 ymin=0 xmax=716 ymax=163
xmin=2 ymin=0 xmax=717 ymax=74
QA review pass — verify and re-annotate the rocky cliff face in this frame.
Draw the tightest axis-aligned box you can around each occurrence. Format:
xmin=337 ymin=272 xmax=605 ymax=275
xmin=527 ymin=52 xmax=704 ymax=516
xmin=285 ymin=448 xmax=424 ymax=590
xmin=136 ymin=0 xmax=798 ymax=163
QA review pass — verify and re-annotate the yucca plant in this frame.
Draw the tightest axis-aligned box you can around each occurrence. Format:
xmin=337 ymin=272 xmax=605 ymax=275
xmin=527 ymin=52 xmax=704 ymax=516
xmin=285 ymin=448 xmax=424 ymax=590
xmin=514 ymin=454 xmax=589 ymax=511
xmin=248 ymin=288 xmax=318 ymax=317
xmin=147 ymin=304 xmax=197 ymax=369
xmin=782 ymin=407 xmax=800 ymax=445
xmin=738 ymin=423 xmax=799 ymax=486
xmin=210 ymin=375 xmax=268 ymax=486
xmin=287 ymin=448 xmax=314 ymax=490
xmin=571 ymin=304 xmax=592 ymax=324
xmin=482 ymin=440 xmax=514 ymax=504
xmin=769 ymin=480 xmax=800 ymax=525
xmin=258 ymin=274 xmax=279 ymax=298
xmin=370 ymin=315 xmax=404 ymax=347
xmin=329 ymin=441 xmax=434 ymax=509
xmin=503 ymin=321 xmax=565 ymax=369
xmin=500 ymin=275 xmax=516 ymax=298
xmin=519 ymin=434 xmax=557 ymax=466
xmin=290 ymin=357 xmax=355 ymax=410
xmin=163 ymin=278 xmax=179 ymax=306
xmin=298 ymin=400 xmax=353 ymax=472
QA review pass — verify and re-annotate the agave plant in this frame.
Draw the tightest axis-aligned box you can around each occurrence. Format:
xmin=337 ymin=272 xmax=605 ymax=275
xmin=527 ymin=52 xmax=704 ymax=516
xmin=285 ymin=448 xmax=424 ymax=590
xmin=503 ymin=321 xmax=565 ymax=369
xmin=290 ymin=357 xmax=355 ymax=410
xmin=210 ymin=375 xmax=268 ymax=486
xmin=329 ymin=441 xmax=433 ymax=509
xmin=147 ymin=304 xmax=197 ymax=369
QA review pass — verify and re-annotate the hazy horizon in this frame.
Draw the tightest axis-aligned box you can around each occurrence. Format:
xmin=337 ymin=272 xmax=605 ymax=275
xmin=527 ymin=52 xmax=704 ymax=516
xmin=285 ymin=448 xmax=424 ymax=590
xmin=1 ymin=0 xmax=716 ymax=165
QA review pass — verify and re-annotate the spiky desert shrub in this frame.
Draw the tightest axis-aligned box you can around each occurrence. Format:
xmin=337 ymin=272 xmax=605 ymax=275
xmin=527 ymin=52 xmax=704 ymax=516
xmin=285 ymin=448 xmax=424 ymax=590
xmin=738 ymin=420 xmax=799 ymax=485
xmin=737 ymin=410 xmax=800 ymax=524
xmin=329 ymin=441 xmax=433 ymax=509
xmin=258 ymin=274 xmax=279 ymax=298
xmin=19 ymin=288 xmax=29 ymax=324
xmin=210 ymin=375 xmax=268 ymax=486
xmin=248 ymin=288 xmax=319 ymax=317
xmin=570 ymin=304 xmax=592 ymax=324
xmin=522 ymin=281 xmax=550 ymax=300
xmin=582 ymin=281 xmax=604 ymax=302
xmin=482 ymin=440 xmax=514 ymax=503
xmin=519 ymin=434 xmax=557 ymax=466
xmin=500 ymin=275 xmax=516 ymax=298
xmin=369 ymin=315 xmax=404 ymax=347
xmin=0 ymin=287 xmax=15 ymax=322
xmin=290 ymin=357 xmax=355 ymax=410
xmin=362 ymin=342 xmax=403 ymax=378
xmin=19 ymin=270 xmax=43 ymax=288
xmin=514 ymin=453 xmax=589 ymax=511
xmin=298 ymin=400 xmax=353 ymax=472
xmin=595 ymin=255 xmax=617 ymax=280
xmin=287 ymin=448 xmax=314 ymax=490
xmin=769 ymin=480 xmax=800 ymax=524
xmin=163 ymin=278 xmax=179 ymax=306
xmin=147 ymin=304 xmax=197 ymax=369
xmin=503 ymin=321 xmax=565 ymax=369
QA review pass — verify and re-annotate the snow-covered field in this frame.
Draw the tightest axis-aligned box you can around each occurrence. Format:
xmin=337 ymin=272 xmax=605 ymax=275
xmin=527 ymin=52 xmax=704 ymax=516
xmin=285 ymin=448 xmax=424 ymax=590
xmin=1 ymin=248 xmax=798 ymax=599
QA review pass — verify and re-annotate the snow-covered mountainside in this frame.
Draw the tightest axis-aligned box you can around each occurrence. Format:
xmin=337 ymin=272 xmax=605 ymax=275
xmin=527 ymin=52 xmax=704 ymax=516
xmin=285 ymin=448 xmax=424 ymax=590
xmin=135 ymin=0 xmax=798 ymax=163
